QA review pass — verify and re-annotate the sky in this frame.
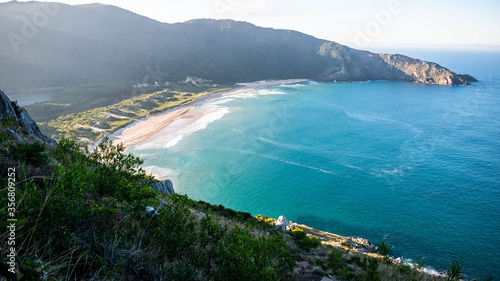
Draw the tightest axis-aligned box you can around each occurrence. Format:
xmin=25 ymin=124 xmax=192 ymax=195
xmin=3 ymin=0 xmax=500 ymax=49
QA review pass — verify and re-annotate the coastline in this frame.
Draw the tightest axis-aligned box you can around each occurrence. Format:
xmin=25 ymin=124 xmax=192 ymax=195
xmin=106 ymin=78 xmax=450 ymax=278
xmin=109 ymin=79 xmax=309 ymax=149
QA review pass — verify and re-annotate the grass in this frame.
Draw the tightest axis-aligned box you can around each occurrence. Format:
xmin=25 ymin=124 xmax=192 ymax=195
xmin=37 ymin=86 xmax=234 ymax=145
xmin=0 ymin=136 xmax=294 ymax=280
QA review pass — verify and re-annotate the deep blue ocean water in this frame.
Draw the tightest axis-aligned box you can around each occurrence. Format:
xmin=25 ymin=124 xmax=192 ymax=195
xmin=132 ymin=49 xmax=500 ymax=279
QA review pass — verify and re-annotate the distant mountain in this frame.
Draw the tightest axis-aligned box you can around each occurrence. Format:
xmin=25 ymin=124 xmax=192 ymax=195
xmin=0 ymin=1 xmax=476 ymax=90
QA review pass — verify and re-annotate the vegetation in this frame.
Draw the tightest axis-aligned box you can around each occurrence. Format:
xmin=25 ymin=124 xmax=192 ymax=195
xmin=378 ymin=240 xmax=390 ymax=256
xmin=35 ymin=86 xmax=232 ymax=144
xmin=0 ymin=137 xmax=294 ymax=280
xmin=446 ymin=259 xmax=463 ymax=281
xmin=290 ymin=226 xmax=321 ymax=250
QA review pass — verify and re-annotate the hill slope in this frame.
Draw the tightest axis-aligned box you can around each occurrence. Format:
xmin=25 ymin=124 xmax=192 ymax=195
xmin=0 ymin=1 xmax=476 ymax=90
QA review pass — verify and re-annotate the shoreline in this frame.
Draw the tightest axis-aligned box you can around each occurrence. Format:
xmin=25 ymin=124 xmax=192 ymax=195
xmin=108 ymin=78 xmax=450 ymax=278
xmin=108 ymin=79 xmax=309 ymax=149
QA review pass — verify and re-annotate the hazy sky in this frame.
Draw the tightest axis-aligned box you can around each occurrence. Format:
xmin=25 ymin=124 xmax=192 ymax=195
xmin=4 ymin=0 xmax=500 ymax=48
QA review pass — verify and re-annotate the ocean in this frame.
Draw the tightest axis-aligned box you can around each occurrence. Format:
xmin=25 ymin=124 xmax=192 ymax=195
xmin=131 ymin=49 xmax=500 ymax=279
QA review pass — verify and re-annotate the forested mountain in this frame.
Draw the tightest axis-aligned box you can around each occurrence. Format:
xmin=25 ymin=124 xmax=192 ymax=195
xmin=0 ymin=1 xmax=475 ymax=90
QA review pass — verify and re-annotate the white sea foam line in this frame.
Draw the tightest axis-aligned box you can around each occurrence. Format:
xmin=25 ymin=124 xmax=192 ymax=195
xmin=257 ymin=137 xmax=375 ymax=164
xmin=223 ymin=148 xmax=336 ymax=176
xmin=324 ymin=102 xmax=422 ymax=134
xmin=279 ymin=83 xmax=306 ymax=88
xmin=164 ymin=135 xmax=184 ymax=148
xmin=403 ymin=259 xmax=446 ymax=278
xmin=227 ymin=89 xmax=287 ymax=100
xmin=142 ymin=165 xmax=179 ymax=180
xmin=177 ymin=107 xmax=230 ymax=135
xmin=262 ymin=154 xmax=335 ymax=175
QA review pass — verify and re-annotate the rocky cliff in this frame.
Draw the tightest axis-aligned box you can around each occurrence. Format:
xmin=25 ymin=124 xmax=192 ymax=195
xmin=380 ymin=53 xmax=478 ymax=85
xmin=0 ymin=89 xmax=57 ymax=145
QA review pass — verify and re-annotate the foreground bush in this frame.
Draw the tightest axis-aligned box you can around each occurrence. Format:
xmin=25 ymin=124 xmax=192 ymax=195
xmin=0 ymin=138 xmax=295 ymax=280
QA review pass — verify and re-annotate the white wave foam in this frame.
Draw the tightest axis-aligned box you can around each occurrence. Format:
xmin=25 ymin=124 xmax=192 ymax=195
xmin=228 ymin=89 xmax=287 ymax=100
xmin=262 ymin=154 xmax=335 ymax=175
xmin=257 ymin=137 xmax=374 ymax=165
xmin=142 ymin=166 xmax=179 ymax=180
xmin=420 ymin=267 xmax=446 ymax=277
xmin=403 ymin=259 xmax=446 ymax=277
xmin=223 ymin=147 xmax=335 ymax=176
xmin=371 ymin=165 xmax=412 ymax=178
xmin=134 ymin=106 xmax=232 ymax=150
xmin=164 ymin=135 xmax=184 ymax=148
xmin=180 ymin=107 xmax=230 ymax=135
xmin=325 ymin=102 xmax=422 ymax=134
xmin=280 ymin=83 xmax=306 ymax=88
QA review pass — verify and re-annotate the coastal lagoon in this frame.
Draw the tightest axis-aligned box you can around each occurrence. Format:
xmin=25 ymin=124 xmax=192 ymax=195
xmin=131 ymin=49 xmax=500 ymax=279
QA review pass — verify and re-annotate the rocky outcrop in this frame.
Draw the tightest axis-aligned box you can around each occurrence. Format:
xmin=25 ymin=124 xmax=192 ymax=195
xmin=0 ymin=89 xmax=57 ymax=145
xmin=379 ymin=53 xmax=478 ymax=86
xmin=275 ymin=215 xmax=291 ymax=231
xmin=0 ymin=90 xmax=17 ymax=120
xmin=317 ymin=44 xmax=476 ymax=86
xmin=151 ymin=180 xmax=175 ymax=196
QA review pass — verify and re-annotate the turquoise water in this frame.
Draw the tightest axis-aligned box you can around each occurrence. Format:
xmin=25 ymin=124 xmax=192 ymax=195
xmin=132 ymin=49 xmax=500 ymax=279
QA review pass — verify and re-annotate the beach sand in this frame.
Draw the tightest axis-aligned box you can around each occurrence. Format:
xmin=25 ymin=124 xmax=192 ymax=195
xmin=109 ymin=79 xmax=308 ymax=149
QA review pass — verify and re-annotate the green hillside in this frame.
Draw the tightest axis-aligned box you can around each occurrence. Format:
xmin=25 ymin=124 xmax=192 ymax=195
xmin=0 ymin=2 xmax=475 ymax=90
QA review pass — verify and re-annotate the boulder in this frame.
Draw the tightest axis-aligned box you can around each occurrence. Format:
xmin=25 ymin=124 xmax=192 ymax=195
xmin=275 ymin=215 xmax=290 ymax=231
xmin=394 ymin=257 xmax=403 ymax=265
xmin=151 ymin=180 xmax=175 ymax=196
xmin=296 ymin=261 xmax=310 ymax=270
xmin=145 ymin=206 xmax=158 ymax=217
xmin=195 ymin=212 xmax=206 ymax=221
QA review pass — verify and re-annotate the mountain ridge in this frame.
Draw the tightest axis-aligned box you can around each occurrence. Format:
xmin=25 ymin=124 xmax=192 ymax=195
xmin=0 ymin=1 xmax=476 ymax=90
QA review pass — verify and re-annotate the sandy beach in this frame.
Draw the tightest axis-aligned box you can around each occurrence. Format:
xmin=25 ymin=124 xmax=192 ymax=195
xmin=109 ymin=79 xmax=308 ymax=149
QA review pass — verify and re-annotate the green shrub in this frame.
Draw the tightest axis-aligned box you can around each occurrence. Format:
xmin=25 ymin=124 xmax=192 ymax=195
xmin=396 ymin=264 xmax=413 ymax=274
xmin=349 ymin=255 xmax=363 ymax=267
xmin=0 ymin=137 xmax=297 ymax=280
xmin=363 ymin=257 xmax=381 ymax=281
xmin=327 ymin=248 xmax=345 ymax=271
xmin=165 ymin=258 xmax=200 ymax=281
xmin=291 ymin=226 xmax=307 ymax=240
xmin=446 ymin=259 xmax=463 ymax=281
xmin=7 ymin=141 xmax=48 ymax=166
xmin=377 ymin=239 xmax=390 ymax=256
xmin=337 ymin=265 xmax=357 ymax=281
xmin=296 ymin=236 xmax=322 ymax=250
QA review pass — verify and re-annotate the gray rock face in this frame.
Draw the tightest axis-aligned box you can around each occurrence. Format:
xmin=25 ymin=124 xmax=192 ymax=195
xmin=151 ymin=180 xmax=175 ymax=196
xmin=296 ymin=261 xmax=310 ymax=269
xmin=275 ymin=215 xmax=290 ymax=231
xmin=0 ymin=90 xmax=17 ymax=120
xmin=0 ymin=89 xmax=57 ymax=145
xmin=15 ymin=106 xmax=57 ymax=145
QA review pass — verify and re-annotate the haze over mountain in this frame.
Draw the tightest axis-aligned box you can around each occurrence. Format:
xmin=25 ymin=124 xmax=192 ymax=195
xmin=0 ymin=1 xmax=476 ymax=90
